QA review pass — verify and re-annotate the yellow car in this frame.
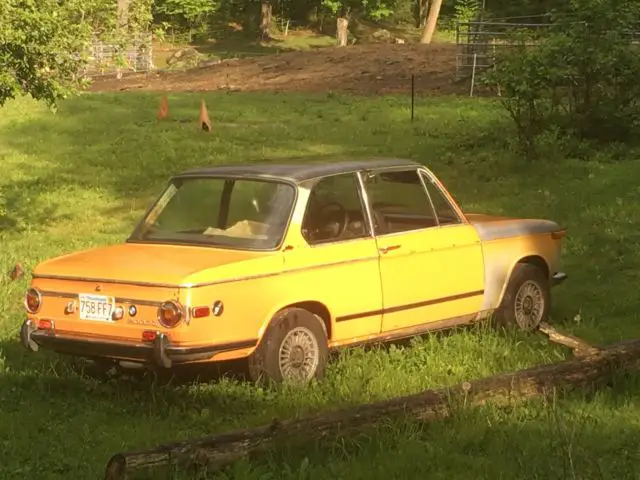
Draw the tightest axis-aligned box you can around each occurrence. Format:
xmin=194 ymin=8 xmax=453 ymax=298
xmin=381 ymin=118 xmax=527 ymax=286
xmin=20 ymin=159 xmax=567 ymax=384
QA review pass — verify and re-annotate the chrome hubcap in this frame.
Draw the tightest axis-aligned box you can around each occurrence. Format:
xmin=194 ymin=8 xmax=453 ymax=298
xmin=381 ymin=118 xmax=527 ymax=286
xmin=278 ymin=327 xmax=319 ymax=383
xmin=514 ymin=280 xmax=545 ymax=329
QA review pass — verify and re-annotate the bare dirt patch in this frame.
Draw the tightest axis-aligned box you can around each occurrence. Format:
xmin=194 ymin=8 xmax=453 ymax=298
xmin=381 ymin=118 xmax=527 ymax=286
xmin=89 ymin=43 xmax=467 ymax=96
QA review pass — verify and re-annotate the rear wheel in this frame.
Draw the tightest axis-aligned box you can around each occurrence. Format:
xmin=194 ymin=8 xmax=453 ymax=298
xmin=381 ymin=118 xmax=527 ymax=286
xmin=496 ymin=263 xmax=550 ymax=331
xmin=248 ymin=307 xmax=328 ymax=385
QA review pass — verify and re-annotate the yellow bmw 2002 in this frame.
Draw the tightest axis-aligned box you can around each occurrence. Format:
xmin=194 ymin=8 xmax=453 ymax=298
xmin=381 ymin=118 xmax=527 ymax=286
xmin=20 ymin=158 xmax=567 ymax=384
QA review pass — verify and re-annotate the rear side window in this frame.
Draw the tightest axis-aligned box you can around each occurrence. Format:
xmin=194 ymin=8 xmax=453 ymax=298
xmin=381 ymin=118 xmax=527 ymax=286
xmin=362 ymin=169 xmax=437 ymax=235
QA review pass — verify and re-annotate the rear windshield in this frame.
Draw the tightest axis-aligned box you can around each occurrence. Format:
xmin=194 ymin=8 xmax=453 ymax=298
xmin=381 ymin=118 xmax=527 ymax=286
xmin=129 ymin=177 xmax=296 ymax=250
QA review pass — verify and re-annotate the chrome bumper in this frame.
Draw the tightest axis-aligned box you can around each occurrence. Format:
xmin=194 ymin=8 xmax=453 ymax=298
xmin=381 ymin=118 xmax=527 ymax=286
xmin=20 ymin=320 xmax=256 ymax=368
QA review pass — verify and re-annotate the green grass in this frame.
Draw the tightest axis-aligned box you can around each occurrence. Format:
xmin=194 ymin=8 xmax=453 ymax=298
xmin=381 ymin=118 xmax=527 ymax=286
xmin=1 ymin=91 xmax=640 ymax=479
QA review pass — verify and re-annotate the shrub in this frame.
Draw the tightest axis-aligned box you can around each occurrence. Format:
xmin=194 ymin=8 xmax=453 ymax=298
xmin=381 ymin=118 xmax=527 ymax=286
xmin=483 ymin=0 xmax=640 ymax=156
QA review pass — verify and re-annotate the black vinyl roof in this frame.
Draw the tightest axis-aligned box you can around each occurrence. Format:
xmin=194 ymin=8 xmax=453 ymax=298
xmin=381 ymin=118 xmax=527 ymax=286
xmin=175 ymin=158 xmax=421 ymax=183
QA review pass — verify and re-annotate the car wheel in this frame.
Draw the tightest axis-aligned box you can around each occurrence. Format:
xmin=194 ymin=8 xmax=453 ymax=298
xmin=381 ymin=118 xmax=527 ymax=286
xmin=496 ymin=263 xmax=550 ymax=331
xmin=248 ymin=307 xmax=328 ymax=385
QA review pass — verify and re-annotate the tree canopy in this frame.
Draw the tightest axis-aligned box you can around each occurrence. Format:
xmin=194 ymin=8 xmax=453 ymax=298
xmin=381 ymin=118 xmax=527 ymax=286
xmin=0 ymin=0 xmax=94 ymax=107
xmin=0 ymin=0 xmax=151 ymax=108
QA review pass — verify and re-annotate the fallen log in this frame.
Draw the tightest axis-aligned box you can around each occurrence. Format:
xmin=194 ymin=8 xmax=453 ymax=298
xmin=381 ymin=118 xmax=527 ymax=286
xmin=538 ymin=321 xmax=601 ymax=357
xmin=105 ymin=335 xmax=640 ymax=480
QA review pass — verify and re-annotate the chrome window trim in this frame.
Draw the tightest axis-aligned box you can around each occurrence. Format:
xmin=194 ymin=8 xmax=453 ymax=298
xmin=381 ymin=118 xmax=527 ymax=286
xmin=417 ymin=167 xmax=466 ymax=225
xmin=358 ymin=165 xmax=444 ymax=238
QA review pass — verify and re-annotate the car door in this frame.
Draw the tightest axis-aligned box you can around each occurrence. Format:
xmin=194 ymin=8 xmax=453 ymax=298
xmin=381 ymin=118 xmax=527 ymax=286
xmin=418 ymin=167 xmax=486 ymax=316
xmin=361 ymin=167 xmax=485 ymax=334
xmin=283 ymin=172 xmax=384 ymax=344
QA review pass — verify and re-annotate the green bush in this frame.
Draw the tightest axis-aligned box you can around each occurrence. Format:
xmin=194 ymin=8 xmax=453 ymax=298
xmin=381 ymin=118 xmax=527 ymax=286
xmin=483 ymin=0 xmax=640 ymax=156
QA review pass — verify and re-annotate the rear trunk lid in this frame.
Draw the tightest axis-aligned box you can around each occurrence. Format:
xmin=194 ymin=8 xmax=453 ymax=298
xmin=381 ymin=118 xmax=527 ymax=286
xmin=29 ymin=242 xmax=279 ymax=343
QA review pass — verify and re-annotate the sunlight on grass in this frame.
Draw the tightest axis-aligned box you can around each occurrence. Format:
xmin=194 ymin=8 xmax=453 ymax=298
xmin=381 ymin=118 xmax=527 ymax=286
xmin=1 ymin=92 xmax=640 ymax=479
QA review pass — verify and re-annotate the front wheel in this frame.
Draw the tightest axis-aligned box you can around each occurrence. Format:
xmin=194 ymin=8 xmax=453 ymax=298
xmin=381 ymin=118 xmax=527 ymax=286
xmin=496 ymin=263 xmax=550 ymax=331
xmin=248 ymin=307 xmax=328 ymax=385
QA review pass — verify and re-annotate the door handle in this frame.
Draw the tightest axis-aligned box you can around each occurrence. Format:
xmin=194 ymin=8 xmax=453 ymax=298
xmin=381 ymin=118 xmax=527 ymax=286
xmin=379 ymin=245 xmax=402 ymax=254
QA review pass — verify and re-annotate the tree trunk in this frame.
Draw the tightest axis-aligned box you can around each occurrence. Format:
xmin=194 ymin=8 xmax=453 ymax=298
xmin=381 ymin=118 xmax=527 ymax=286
xmin=260 ymin=2 xmax=273 ymax=41
xmin=104 ymin=334 xmax=640 ymax=480
xmin=417 ymin=0 xmax=429 ymax=28
xmin=420 ymin=0 xmax=443 ymax=44
xmin=116 ymin=0 xmax=130 ymax=29
xmin=336 ymin=17 xmax=349 ymax=47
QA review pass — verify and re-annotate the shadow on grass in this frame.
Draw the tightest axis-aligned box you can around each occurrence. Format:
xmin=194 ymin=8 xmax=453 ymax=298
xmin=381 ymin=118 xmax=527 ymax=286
xmin=0 ymin=308 xmax=627 ymax=480
xmin=193 ymin=37 xmax=284 ymax=60
xmin=0 ymin=178 xmax=73 ymax=232
xmin=171 ymin=26 xmax=336 ymax=62
xmin=3 ymin=328 xmax=637 ymax=480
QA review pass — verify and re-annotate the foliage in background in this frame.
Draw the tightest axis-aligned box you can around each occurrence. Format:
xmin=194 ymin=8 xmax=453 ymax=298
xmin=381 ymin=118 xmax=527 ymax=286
xmin=454 ymin=0 xmax=482 ymax=23
xmin=0 ymin=0 xmax=94 ymax=107
xmin=0 ymin=0 xmax=153 ymax=107
xmin=483 ymin=0 xmax=640 ymax=155
xmin=126 ymin=0 xmax=154 ymax=33
xmin=320 ymin=0 xmax=397 ymax=19
xmin=146 ymin=0 xmax=590 ymax=41
xmin=154 ymin=0 xmax=219 ymax=40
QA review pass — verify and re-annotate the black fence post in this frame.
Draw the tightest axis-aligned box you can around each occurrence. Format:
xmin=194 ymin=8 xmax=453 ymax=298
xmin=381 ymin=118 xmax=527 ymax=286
xmin=411 ymin=74 xmax=415 ymax=122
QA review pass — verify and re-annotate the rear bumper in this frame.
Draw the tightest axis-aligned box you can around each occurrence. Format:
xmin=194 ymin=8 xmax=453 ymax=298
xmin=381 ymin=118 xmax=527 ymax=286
xmin=551 ymin=272 xmax=568 ymax=287
xmin=20 ymin=320 xmax=256 ymax=368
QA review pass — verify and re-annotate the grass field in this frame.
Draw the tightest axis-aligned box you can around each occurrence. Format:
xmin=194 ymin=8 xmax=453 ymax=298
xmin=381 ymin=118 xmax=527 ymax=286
xmin=1 ymin=92 xmax=640 ymax=479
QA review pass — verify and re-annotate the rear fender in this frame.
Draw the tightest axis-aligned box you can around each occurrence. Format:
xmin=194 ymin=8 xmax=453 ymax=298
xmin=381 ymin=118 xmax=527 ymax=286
xmin=257 ymin=300 xmax=332 ymax=345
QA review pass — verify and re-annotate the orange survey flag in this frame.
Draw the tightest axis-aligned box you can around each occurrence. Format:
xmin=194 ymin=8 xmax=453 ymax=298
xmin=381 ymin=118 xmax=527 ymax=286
xmin=200 ymin=99 xmax=212 ymax=132
xmin=157 ymin=95 xmax=169 ymax=120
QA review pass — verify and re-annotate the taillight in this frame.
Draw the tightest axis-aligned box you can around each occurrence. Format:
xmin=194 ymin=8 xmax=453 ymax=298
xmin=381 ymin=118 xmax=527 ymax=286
xmin=24 ymin=288 xmax=42 ymax=314
xmin=142 ymin=330 xmax=157 ymax=341
xmin=191 ymin=306 xmax=210 ymax=318
xmin=38 ymin=319 xmax=53 ymax=330
xmin=158 ymin=300 xmax=183 ymax=328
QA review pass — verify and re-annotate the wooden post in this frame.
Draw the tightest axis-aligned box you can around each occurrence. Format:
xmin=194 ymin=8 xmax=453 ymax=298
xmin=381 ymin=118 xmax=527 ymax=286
xmin=336 ymin=17 xmax=349 ymax=47
xmin=470 ymin=53 xmax=477 ymax=97
xmin=105 ymin=333 xmax=640 ymax=480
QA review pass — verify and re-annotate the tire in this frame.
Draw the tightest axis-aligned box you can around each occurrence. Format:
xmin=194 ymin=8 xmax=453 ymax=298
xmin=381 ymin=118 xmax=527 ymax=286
xmin=248 ymin=307 xmax=329 ymax=385
xmin=496 ymin=263 xmax=550 ymax=331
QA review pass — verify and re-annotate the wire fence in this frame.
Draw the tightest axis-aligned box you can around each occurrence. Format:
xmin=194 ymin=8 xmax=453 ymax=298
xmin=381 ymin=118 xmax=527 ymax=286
xmin=83 ymin=33 xmax=154 ymax=77
xmin=455 ymin=18 xmax=640 ymax=79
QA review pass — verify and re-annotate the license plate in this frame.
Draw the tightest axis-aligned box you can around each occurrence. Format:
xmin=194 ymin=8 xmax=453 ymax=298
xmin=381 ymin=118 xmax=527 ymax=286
xmin=78 ymin=294 xmax=115 ymax=321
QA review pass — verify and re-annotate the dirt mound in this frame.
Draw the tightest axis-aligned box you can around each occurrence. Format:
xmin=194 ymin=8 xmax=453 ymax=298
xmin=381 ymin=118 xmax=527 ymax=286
xmin=89 ymin=43 xmax=466 ymax=96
